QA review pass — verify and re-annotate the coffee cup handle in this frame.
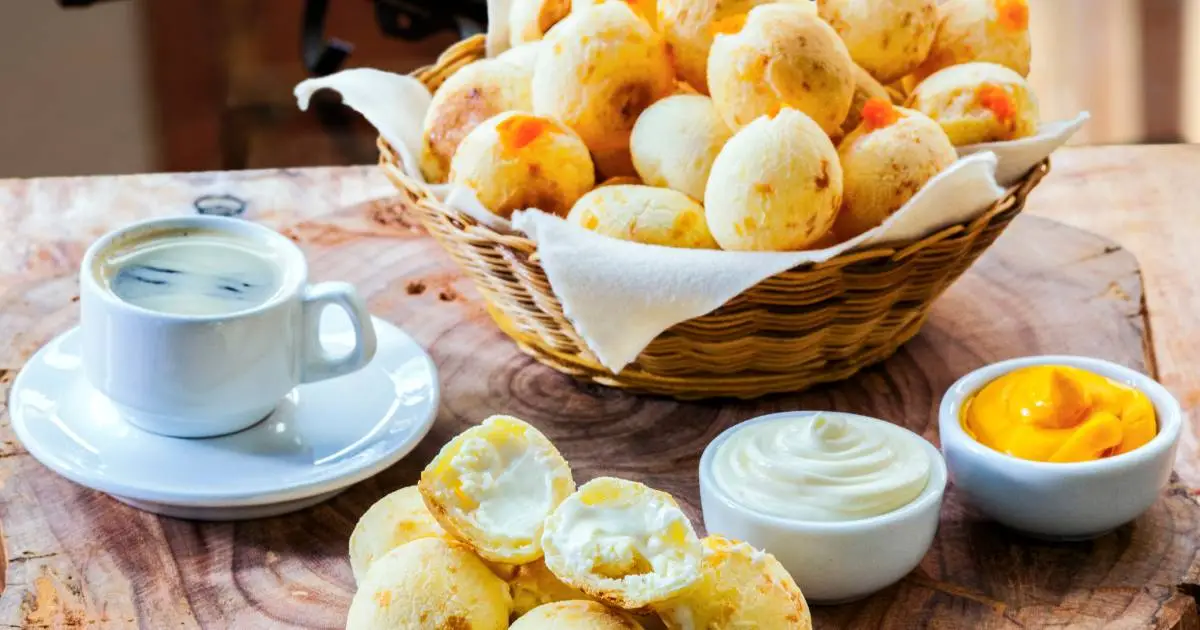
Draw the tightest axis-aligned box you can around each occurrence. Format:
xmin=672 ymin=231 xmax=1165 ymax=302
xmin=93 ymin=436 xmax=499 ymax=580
xmin=300 ymin=282 xmax=379 ymax=383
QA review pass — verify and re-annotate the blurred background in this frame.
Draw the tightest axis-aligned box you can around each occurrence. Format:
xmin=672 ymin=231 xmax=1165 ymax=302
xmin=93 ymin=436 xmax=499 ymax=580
xmin=0 ymin=0 xmax=1192 ymax=178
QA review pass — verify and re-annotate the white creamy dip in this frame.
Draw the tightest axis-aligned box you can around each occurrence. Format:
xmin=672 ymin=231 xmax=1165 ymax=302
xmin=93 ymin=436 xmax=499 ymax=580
xmin=711 ymin=412 xmax=932 ymax=522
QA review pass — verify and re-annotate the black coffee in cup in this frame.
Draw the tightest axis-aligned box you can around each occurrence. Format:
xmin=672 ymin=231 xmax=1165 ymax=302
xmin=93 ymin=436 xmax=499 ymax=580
xmin=95 ymin=227 xmax=286 ymax=316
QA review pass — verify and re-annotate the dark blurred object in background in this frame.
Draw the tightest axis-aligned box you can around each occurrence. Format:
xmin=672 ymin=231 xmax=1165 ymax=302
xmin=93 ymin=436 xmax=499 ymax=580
xmin=47 ymin=0 xmax=487 ymax=172
xmin=60 ymin=0 xmax=486 ymax=76
xmin=306 ymin=0 xmax=485 ymax=75
xmin=0 ymin=0 xmax=1191 ymax=179
xmin=373 ymin=0 xmax=485 ymax=43
xmin=140 ymin=0 xmax=471 ymax=172
xmin=56 ymin=0 xmax=124 ymax=5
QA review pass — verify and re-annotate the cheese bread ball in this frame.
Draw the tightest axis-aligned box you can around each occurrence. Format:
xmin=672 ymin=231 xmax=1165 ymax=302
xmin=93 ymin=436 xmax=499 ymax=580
xmin=568 ymin=186 xmax=718 ymax=249
xmin=708 ymin=3 xmax=855 ymax=134
xmin=511 ymin=601 xmax=643 ymax=630
xmin=533 ymin=2 xmax=675 ymax=178
xmin=349 ymin=486 xmax=447 ymax=584
xmin=657 ymin=0 xmax=801 ymax=94
xmin=571 ymin=0 xmax=657 ymax=29
xmin=887 ymin=77 xmax=912 ymax=104
xmin=654 ymin=536 xmax=811 ymax=630
xmin=509 ymin=0 xmax=571 ymax=47
xmin=806 ymin=231 xmax=841 ymax=250
xmin=839 ymin=63 xmax=893 ymax=139
xmin=591 ymin=150 xmax=640 ymax=182
xmin=542 ymin=477 xmax=703 ymax=610
xmin=914 ymin=0 xmax=1032 ymax=81
xmin=419 ymin=415 xmax=576 ymax=564
xmin=832 ymin=99 xmax=957 ymax=240
xmin=597 ymin=175 xmax=643 ymax=187
xmin=630 ymin=95 xmax=732 ymax=201
xmin=817 ymin=0 xmax=939 ymax=84
xmin=449 ymin=112 xmax=595 ymax=219
xmin=907 ymin=61 xmax=1038 ymax=145
xmin=673 ymin=81 xmax=700 ymax=96
xmin=705 ymin=108 xmax=843 ymax=251
xmin=498 ymin=41 xmax=545 ymax=75
xmin=419 ymin=59 xmax=533 ymax=184
xmin=510 ymin=560 xmax=596 ymax=617
xmin=635 ymin=614 xmax=667 ymax=630
xmin=346 ymin=538 xmax=512 ymax=630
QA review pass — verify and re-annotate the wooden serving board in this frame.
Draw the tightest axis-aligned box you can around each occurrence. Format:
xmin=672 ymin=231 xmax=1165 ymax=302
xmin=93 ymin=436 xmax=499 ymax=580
xmin=0 ymin=184 xmax=1197 ymax=628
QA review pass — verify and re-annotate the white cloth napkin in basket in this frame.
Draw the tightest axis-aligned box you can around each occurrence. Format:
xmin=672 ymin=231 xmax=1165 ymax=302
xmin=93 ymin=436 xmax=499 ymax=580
xmin=295 ymin=61 xmax=1088 ymax=374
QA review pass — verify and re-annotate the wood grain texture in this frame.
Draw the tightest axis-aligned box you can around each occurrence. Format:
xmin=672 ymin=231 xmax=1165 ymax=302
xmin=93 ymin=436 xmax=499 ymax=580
xmin=0 ymin=149 xmax=1196 ymax=628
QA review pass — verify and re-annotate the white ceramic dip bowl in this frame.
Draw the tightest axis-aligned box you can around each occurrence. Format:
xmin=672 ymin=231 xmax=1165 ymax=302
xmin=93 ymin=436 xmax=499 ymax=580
xmin=699 ymin=411 xmax=947 ymax=604
xmin=939 ymin=355 xmax=1182 ymax=540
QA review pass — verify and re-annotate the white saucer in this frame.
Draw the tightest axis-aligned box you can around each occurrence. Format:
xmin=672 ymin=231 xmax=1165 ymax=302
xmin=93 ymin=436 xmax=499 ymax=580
xmin=9 ymin=312 xmax=439 ymax=521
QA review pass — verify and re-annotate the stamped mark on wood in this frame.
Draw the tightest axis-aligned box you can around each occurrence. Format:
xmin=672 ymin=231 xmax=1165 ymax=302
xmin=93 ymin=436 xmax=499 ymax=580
xmin=193 ymin=194 xmax=248 ymax=217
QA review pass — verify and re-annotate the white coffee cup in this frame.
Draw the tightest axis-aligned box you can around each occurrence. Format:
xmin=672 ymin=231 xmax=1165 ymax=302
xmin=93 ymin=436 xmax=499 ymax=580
xmin=79 ymin=215 xmax=378 ymax=438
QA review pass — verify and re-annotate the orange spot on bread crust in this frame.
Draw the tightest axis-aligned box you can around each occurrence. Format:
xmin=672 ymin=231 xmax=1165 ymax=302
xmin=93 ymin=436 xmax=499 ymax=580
xmin=861 ymin=98 xmax=900 ymax=131
xmin=995 ymin=0 xmax=1029 ymax=31
xmin=497 ymin=114 xmax=553 ymax=151
xmin=976 ymin=84 xmax=1015 ymax=123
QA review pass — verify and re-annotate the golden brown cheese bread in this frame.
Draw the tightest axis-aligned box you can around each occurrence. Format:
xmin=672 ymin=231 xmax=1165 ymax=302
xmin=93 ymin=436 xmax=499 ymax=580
xmin=348 ymin=486 xmax=447 ymax=584
xmin=419 ymin=415 xmax=576 ymax=564
xmin=818 ymin=0 xmax=940 ymax=84
xmin=532 ymin=2 xmax=675 ymax=178
xmin=567 ymin=185 xmax=718 ymax=249
xmin=656 ymin=0 xmax=792 ymax=95
xmin=707 ymin=3 xmax=855 ymax=135
xmin=630 ymin=95 xmax=732 ymax=201
xmin=511 ymin=600 xmax=644 ymax=630
xmin=833 ymin=99 xmax=957 ymax=240
xmin=541 ymin=477 xmax=703 ymax=610
xmin=597 ymin=175 xmax=644 ymax=187
xmin=497 ymin=41 xmax=545 ymax=75
xmin=838 ymin=64 xmax=893 ymax=140
xmin=906 ymin=61 xmax=1038 ymax=145
xmin=914 ymin=0 xmax=1032 ymax=81
xmin=508 ymin=0 xmax=571 ymax=47
xmin=448 ymin=111 xmax=595 ymax=219
xmin=509 ymin=559 xmax=596 ymax=617
xmin=571 ymin=0 xmax=658 ymax=29
xmin=705 ymin=108 xmax=843 ymax=251
xmin=346 ymin=538 xmax=512 ymax=630
xmin=654 ymin=536 xmax=812 ymax=630
xmin=418 ymin=58 xmax=533 ymax=184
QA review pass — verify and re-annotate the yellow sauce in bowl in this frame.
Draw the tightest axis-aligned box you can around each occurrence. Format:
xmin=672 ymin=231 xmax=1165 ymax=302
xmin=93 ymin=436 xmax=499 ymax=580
xmin=961 ymin=365 xmax=1157 ymax=463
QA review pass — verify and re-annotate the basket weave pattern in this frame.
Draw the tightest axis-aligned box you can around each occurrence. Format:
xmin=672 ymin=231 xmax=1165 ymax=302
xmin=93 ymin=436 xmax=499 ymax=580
xmin=381 ymin=35 xmax=1051 ymax=399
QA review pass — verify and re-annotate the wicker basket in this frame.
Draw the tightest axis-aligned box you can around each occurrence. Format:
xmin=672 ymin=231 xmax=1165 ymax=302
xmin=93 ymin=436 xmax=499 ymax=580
xmin=380 ymin=35 xmax=1051 ymax=399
